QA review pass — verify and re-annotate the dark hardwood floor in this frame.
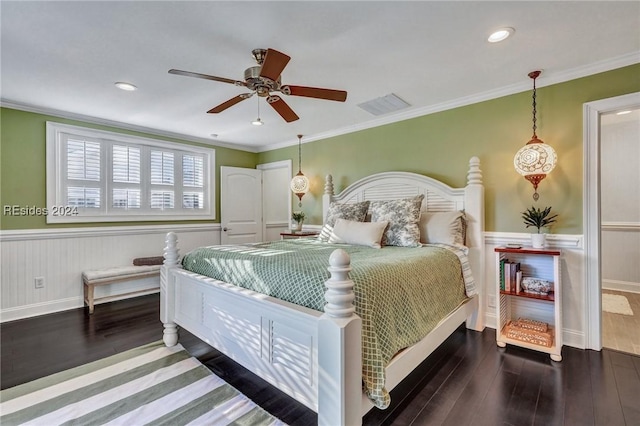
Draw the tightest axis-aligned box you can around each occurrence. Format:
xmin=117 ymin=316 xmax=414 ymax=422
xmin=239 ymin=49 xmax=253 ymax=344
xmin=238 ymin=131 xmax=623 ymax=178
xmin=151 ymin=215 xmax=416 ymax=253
xmin=2 ymin=294 xmax=640 ymax=425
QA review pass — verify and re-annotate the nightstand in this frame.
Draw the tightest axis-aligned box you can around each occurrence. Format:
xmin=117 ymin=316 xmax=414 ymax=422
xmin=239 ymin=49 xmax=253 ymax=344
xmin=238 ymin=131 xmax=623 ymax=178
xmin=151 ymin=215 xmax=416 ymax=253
xmin=280 ymin=231 xmax=319 ymax=240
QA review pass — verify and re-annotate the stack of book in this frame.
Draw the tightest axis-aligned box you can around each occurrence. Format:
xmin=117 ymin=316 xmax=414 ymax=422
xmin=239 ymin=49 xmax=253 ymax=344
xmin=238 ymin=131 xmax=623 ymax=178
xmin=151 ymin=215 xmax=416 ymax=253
xmin=504 ymin=318 xmax=553 ymax=347
xmin=499 ymin=258 xmax=523 ymax=293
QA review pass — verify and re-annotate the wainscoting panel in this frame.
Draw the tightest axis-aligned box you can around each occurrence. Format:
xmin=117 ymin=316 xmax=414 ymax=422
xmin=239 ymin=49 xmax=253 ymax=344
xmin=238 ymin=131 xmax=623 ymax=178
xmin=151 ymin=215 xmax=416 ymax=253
xmin=601 ymin=222 xmax=640 ymax=293
xmin=0 ymin=224 xmax=220 ymax=322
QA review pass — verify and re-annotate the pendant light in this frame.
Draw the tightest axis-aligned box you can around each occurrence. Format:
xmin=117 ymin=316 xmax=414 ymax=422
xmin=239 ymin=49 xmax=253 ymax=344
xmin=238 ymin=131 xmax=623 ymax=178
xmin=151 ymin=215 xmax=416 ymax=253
xmin=290 ymin=134 xmax=309 ymax=207
xmin=513 ymin=70 xmax=557 ymax=201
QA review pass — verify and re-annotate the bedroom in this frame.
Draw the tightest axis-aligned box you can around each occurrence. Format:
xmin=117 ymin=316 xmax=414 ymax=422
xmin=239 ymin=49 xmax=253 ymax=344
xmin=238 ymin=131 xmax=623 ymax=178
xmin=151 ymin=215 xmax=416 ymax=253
xmin=1 ymin=1 xmax=640 ymax=425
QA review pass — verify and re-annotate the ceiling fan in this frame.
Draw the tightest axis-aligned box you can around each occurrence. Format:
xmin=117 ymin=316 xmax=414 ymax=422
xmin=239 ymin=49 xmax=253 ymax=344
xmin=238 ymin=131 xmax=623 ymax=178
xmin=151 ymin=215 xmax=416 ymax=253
xmin=169 ymin=48 xmax=348 ymax=123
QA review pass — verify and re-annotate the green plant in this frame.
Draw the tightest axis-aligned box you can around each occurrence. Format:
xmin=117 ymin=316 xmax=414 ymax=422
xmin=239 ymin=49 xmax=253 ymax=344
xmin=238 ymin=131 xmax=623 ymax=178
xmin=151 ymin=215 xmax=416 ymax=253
xmin=291 ymin=211 xmax=305 ymax=222
xmin=522 ymin=206 xmax=558 ymax=233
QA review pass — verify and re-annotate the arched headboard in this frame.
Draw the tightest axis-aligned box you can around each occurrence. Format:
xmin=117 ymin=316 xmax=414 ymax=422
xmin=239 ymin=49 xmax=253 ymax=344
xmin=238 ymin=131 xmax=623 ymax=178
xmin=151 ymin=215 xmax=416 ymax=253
xmin=321 ymin=156 xmax=485 ymax=330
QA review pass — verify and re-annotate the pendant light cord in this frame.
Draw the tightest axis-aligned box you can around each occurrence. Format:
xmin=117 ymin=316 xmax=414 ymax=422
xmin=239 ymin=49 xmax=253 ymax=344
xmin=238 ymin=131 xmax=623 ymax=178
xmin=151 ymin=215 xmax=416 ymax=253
xmin=297 ymin=134 xmax=303 ymax=173
xmin=529 ymin=71 xmax=541 ymax=138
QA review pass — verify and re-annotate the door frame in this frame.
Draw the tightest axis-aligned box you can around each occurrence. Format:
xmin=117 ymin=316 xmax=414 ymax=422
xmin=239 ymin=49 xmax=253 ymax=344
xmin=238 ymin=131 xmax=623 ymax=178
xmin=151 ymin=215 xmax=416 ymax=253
xmin=583 ymin=91 xmax=640 ymax=351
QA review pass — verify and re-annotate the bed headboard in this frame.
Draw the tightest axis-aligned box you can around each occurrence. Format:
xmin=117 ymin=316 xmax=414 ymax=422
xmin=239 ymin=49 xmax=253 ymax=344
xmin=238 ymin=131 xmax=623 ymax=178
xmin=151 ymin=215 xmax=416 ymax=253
xmin=322 ymin=157 xmax=485 ymax=330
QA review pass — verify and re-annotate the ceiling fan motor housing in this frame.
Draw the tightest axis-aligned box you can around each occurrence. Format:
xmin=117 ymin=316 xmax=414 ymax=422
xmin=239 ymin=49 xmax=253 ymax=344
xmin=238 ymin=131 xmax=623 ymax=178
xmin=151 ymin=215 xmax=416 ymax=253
xmin=244 ymin=66 xmax=280 ymax=95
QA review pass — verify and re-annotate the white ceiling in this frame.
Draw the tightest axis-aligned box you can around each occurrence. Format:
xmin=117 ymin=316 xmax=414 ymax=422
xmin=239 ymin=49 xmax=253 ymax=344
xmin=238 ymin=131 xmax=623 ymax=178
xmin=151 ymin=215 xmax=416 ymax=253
xmin=2 ymin=1 xmax=639 ymax=152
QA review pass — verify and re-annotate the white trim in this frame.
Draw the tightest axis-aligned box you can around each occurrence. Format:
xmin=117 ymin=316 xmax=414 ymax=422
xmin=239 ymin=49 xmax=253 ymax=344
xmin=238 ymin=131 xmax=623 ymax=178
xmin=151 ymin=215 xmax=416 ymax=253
xmin=602 ymin=279 xmax=640 ymax=294
xmin=5 ymin=54 xmax=637 ymax=155
xmin=45 ymin=121 xmax=216 ymax=223
xmin=258 ymin=53 xmax=640 ymax=152
xmin=601 ymin=222 xmax=640 ymax=231
xmin=583 ymin=91 xmax=640 ymax=351
xmin=1 ymin=100 xmax=258 ymax=153
xmin=483 ymin=232 xmax=583 ymax=249
xmin=0 ymin=223 xmax=219 ymax=242
xmin=0 ymin=297 xmax=82 ymax=323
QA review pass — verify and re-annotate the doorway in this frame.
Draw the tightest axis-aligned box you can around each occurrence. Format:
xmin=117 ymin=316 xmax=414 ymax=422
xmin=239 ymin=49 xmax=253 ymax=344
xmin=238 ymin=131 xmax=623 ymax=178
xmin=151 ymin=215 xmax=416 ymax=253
xmin=584 ymin=92 xmax=640 ymax=351
xmin=599 ymin=108 xmax=640 ymax=355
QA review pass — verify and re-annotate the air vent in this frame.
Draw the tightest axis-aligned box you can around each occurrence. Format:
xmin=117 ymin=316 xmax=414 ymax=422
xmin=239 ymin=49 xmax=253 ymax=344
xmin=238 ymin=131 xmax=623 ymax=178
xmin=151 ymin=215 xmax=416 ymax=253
xmin=357 ymin=93 xmax=410 ymax=116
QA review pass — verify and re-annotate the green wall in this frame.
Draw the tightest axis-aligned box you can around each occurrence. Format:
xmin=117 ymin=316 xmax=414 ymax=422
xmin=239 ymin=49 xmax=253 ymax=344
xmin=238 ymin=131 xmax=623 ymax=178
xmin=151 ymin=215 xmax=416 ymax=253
xmin=2 ymin=64 xmax=638 ymax=232
xmin=259 ymin=64 xmax=640 ymax=233
xmin=0 ymin=108 xmax=258 ymax=230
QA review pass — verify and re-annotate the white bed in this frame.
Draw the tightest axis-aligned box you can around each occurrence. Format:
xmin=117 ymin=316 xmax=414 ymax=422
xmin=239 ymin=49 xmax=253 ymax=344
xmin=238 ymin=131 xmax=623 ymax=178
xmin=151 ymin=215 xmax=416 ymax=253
xmin=160 ymin=156 xmax=485 ymax=426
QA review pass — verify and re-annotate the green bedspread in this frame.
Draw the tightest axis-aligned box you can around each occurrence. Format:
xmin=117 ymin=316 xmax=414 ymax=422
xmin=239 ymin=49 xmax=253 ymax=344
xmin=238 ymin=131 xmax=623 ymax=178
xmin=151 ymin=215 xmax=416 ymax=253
xmin=181 ymin=238 xmax=475 ymax=409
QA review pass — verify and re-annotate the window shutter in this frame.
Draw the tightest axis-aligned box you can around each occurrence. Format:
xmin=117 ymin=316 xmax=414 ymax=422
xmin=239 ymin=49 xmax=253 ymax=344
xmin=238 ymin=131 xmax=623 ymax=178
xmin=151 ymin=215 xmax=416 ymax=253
xmin=113 ymin=145 xmax=141 ymax=183
xmin=151 ymin=151 xmax=174 ymax=185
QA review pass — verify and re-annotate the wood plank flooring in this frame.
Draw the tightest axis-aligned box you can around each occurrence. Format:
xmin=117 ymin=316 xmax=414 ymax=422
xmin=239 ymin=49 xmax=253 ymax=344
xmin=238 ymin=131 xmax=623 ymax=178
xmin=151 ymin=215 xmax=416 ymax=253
xmin=602 ymin=290 xmax=640 ymax=355
xmin=2 ymin=294 xmax=640 ymax=425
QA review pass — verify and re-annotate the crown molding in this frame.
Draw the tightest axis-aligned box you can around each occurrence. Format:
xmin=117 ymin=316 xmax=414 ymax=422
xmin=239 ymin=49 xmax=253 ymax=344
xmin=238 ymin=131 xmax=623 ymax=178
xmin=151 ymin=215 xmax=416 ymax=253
xmin=3 ymin=52 xmax=638 ymax=154
xmin=0 ymin=100 xmax=259 ymax=153
xmin=258 ymin=52 xmax=640 ymax=152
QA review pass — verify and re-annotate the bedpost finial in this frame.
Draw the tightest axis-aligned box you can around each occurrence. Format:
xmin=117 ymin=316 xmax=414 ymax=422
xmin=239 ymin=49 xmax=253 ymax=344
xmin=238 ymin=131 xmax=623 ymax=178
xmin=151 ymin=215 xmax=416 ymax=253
xmin=324 ymin=174 xmax=334 ymax=196
xmin=324 ymin=249 xmax=355 ymax=318
xmin=467 ymin=156 xmax=482 ymax=185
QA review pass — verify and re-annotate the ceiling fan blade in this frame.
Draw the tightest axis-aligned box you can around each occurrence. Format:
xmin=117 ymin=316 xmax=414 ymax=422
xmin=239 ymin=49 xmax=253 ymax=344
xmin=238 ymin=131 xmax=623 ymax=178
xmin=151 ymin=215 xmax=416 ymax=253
xmin=259 ymin=49 xmax=291 ymax=82
xmin=169 ymin=69 xmax=246 ymax=86
xmin=280 ymin=85 xmax=347 ymax=102
xmin=207 ymin=93 xmax=253 ymax=114
xmin=266 ymin=95 xmax=299 ymax=122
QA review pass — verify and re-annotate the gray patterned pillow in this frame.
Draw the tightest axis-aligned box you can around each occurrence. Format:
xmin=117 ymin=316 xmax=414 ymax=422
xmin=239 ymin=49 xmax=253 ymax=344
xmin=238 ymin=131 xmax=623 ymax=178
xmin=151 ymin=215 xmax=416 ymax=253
xmin=369 ymin=195 xmax=425 ymax=247
xmin=318 ymin=201 xmax=370 ymax=242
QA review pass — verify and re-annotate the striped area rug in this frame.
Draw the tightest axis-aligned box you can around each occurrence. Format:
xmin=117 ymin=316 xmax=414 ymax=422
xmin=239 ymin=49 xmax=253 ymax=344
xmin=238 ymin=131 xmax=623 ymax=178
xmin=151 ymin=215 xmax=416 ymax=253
xmin=0 ymin=341 xmax=286 ymax=426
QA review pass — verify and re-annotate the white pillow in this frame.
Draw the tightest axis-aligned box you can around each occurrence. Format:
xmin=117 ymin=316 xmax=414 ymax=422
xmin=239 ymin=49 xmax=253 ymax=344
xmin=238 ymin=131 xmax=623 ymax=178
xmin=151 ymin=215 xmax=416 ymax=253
xmin=329 ymin=219 xmax=389 ymax=249
xmin=419 ymin=211 xmax=466 ymax=245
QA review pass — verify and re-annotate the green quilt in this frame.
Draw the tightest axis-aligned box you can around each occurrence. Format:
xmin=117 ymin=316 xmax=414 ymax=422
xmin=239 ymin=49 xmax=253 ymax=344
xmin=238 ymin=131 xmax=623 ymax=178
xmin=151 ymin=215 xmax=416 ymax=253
xmin=181 ymin=239 xmax=475 ymax=409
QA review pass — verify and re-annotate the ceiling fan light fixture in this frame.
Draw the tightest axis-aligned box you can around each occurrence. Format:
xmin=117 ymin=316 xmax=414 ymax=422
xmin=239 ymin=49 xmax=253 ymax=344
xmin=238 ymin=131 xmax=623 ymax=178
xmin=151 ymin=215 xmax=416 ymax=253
xmin=251 ymin=118 xmax=264 ymax=126
xmin=114 ymin=82 xmax=137 ymax=91
xmin=488 ymin=27 xmax=514 ymax=43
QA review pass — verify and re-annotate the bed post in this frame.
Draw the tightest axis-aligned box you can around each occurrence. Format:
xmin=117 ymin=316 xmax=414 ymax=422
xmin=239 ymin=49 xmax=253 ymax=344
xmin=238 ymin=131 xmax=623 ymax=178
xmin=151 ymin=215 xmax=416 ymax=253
xmin=465 ymin=157 xmax=485 ymax=331
xmin=318 ymin=249 xmax=362 ymax=426
xmin=322 ymin=174 xmax=334 ymax=223
xmin=161 ymin=232 xmax=179 ymax=346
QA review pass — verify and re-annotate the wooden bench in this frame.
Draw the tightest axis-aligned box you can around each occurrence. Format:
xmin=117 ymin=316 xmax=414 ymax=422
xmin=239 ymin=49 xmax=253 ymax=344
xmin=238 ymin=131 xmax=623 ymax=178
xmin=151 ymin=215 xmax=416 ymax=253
xmin=82 ymin=265 xmax=161 ymax=314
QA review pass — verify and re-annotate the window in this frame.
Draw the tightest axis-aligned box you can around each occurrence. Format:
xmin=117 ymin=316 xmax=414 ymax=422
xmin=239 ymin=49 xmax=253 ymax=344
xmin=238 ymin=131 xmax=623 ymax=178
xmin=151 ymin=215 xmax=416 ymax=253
xmin=46 ymin=122 xmax=215 ymax=223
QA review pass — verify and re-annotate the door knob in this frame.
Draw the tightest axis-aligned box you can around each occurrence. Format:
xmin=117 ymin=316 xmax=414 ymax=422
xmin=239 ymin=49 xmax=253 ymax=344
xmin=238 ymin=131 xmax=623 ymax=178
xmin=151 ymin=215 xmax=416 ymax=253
xmin=223 ymin=227 xmax=229 ymax=231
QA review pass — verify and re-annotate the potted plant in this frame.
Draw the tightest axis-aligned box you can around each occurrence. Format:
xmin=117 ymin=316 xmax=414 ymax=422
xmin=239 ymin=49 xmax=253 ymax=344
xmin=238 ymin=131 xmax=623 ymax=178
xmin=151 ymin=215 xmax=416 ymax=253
xmin=291 ymin=211 xmax=305 ymax=233
xmin=521 ymin=206 xmax=558 ymax=248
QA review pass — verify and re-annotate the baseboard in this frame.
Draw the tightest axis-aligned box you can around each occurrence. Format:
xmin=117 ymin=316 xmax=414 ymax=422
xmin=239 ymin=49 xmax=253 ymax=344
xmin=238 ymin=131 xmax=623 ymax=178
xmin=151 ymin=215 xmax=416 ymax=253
xmin=0 ymin=297 xmax=82 ymax=323
xmin=602 ymin=279 xmax=640 ymax=294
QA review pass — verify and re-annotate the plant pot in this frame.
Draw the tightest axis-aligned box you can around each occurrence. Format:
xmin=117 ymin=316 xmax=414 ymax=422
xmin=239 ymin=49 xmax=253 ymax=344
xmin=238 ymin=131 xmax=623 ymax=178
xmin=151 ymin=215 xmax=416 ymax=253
xmin=291 ymin=220 xmax=303 ymax=233
xmin=531 ymin=233 xmax=546 ymax=249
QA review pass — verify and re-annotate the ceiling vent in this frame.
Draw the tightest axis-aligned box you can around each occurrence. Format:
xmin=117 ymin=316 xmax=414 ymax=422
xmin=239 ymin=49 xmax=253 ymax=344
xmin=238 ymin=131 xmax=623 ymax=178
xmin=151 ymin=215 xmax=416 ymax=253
xmin=357 ymin=93 xmax=411 ymax=116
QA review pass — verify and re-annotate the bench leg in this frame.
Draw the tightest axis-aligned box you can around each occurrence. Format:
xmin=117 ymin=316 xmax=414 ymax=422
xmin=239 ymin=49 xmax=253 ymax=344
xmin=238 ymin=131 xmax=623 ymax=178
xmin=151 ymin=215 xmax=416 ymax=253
xmin=87 ymin=284 xmax=95 ymax=315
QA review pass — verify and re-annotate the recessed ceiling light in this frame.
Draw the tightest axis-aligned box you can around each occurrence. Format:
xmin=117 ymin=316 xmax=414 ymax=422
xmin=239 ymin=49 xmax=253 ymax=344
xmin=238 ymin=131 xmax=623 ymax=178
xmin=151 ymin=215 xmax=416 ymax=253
xmin=488 ymin=27 xmax=515 ymax=43
xmin=616 ymin=110 xmax=632 ymax=115
xmin=114 ymin=82 xmax=137 ymax=91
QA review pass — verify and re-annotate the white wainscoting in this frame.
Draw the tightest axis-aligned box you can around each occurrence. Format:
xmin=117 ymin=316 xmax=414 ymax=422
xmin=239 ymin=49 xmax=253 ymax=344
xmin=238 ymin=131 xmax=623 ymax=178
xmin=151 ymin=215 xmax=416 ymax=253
xmin=0 ymin=224 xmax=221 ymax=322
xmin=483 ymin=232 xmax=585 ymax=349
xmin=601 ymin=222 xmax=640 ymax=294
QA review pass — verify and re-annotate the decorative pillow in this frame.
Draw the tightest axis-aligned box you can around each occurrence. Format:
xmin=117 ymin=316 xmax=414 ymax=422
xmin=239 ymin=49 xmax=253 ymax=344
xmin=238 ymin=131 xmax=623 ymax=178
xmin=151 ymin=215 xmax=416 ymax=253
xmin=419 ymin=210 xmax=466 ymax=246
xmin=328 ymin=219 xmax=389 ymax=248
xmin=368 ymin=195 xmax=424 ymax=247
xmin=317 ymin=200 xmax=370 ymax=242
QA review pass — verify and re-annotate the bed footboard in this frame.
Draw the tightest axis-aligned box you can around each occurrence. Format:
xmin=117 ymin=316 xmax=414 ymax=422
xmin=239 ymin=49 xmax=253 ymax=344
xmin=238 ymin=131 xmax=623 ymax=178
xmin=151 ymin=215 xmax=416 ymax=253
xmin=160 ymin=232 xmax=362 ymax=426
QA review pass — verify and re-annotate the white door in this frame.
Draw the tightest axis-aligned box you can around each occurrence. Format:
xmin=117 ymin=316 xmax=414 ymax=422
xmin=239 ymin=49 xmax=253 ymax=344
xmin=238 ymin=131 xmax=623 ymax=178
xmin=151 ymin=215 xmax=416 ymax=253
xmin=220 ymin=166 xmax=263 ymax=244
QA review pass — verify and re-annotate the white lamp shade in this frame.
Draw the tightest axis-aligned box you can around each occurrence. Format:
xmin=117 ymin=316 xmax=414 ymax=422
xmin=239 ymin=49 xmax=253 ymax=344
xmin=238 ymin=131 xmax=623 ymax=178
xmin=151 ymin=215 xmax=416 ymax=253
xmin=514 ymin=140 xmax=557 ymax=176
xmin=290 ymin=173 xmax=310 ymax=195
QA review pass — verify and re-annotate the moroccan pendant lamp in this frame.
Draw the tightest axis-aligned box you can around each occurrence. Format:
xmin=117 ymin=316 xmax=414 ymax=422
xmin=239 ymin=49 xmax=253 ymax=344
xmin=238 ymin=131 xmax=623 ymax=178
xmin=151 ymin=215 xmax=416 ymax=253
xmin=513 ymin=70 xmax=557 ymax=201
xmin=290 ymin=134 xmax=309 ymax=207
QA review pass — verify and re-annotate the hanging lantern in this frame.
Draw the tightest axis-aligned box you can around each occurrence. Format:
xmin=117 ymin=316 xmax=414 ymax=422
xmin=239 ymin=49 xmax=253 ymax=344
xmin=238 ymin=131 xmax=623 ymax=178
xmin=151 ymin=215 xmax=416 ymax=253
xmin=514 ymin=70 xmax=557 ymax=201
xmin=290 ymin=134 xmax=309 ymax=207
